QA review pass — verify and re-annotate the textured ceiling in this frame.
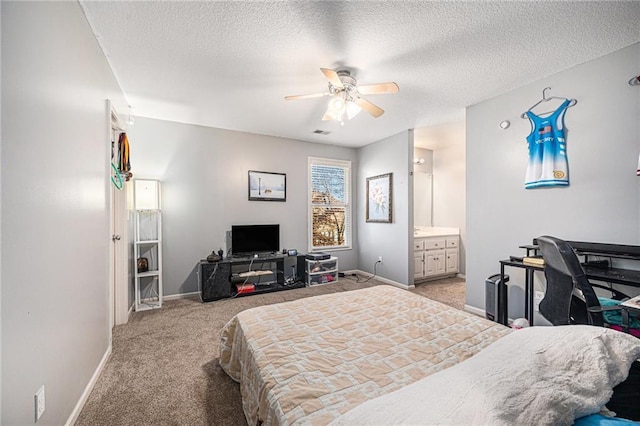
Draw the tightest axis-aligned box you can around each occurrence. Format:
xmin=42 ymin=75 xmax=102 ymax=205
xmin=80 ymin=1 xmax=640 ymax=148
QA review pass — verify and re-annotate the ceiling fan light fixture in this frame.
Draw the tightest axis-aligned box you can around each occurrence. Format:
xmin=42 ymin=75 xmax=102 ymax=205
xmin=325 ymin=94 xmax=362 ymax=123
xmin=287 ymin=67 xmax=397 ymax=123
xmin=329 ymin=96 xmax=345 ymax=112
xmin=324 ymin=96 xmax=345 ymax=122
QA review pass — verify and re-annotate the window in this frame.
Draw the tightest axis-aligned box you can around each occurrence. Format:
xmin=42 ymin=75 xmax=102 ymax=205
xmin=308 ymin=157 xmax=351 ymax=251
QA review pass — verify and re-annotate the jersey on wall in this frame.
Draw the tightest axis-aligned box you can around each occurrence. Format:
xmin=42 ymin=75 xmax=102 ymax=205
xmin=524 ymin=99 xmax=572 ymax=189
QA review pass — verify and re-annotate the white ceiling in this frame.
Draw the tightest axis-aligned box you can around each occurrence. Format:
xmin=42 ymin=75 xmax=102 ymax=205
xmin=80 ymin=1 xmax=640 ymax=149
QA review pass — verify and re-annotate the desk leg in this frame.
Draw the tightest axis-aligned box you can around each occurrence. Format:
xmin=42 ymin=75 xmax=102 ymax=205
xmin=499 ymin=264 xmax=508 ymax=326
xmin=525 ymin=268 xmax=535 ymax=326
xmin=622 ymin=309 xmax=630 ymax=333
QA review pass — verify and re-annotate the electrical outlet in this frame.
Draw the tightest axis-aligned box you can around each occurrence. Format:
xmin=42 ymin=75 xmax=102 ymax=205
xmin=534 ymin=291 xmax=544 ymax=312
xmin=378 ymin=256 xmax=383 ymax=263
xmin=35 ymin=385 xmax=45 ymax=422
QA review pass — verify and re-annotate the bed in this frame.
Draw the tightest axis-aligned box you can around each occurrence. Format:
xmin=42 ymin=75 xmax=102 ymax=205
xmin=219 ymin=285 xmax=640 ymax=425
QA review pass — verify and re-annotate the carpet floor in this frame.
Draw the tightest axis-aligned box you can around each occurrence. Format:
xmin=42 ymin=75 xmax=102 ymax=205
xmin=75 ymin=276 xmax=466 ymax=426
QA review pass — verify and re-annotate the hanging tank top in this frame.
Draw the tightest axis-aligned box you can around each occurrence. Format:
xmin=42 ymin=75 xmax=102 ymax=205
xmin=524 ymin=99 xmax=571 ymax=189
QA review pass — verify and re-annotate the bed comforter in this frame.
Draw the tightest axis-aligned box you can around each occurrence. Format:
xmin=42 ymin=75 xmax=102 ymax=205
xmin=219 ymin=285 xmax=510 ymax=425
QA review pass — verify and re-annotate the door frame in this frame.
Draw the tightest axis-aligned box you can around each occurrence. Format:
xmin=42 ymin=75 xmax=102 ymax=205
xmin=108 ymin=100 xmax=130 ymax=330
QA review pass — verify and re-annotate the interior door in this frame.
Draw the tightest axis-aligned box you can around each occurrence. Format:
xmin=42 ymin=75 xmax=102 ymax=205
xmin=109 ymin=100 xmax=130 ymax=327
xmin=111 ymin=183 xmax=129 ymax=325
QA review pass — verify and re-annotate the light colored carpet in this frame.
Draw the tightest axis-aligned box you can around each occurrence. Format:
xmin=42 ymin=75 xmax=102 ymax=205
xmin=75 ymin=276 xmax=466 ymax=426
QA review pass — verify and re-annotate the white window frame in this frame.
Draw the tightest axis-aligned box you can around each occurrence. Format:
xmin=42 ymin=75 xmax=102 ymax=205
xmin=308 ymin=157 xmax=352 ymax=252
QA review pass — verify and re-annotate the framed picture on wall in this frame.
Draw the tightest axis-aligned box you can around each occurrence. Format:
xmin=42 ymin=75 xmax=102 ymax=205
xmin=366 ymin=173 xmax=392 ymax=223
xmin=248 ymin=170 xmax=286 ymax=201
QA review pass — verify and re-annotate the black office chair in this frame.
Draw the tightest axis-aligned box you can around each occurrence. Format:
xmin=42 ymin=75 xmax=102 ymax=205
xmin=536 ymin=235 xmax=637 ymax=333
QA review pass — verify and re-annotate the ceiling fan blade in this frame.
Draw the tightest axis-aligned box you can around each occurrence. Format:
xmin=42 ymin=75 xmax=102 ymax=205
xmin=357 ymin=82 xmax=399 ymax=95
xmin=321 ymin=112 xmax=334 ymax=121
xmin=355 ymin=97 xmax=384 ymax=118
xmin=320 ymin=68 xmax=344 ymax=88
xmin=284 ymin=92 xmax=330 ymax=101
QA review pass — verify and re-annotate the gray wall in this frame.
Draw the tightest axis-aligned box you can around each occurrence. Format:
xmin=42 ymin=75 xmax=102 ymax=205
xmin=466 ymin=43 xmax=640 ymax=317
xmin=357 ymin=130 xmax=413 ymax=285
xmin=1 ymin=2 xmax=128 ymax=424
xmin=432 ymin=141 xmax=466 ymax=274
xmin=0 ymin=1 xmax=3 ymax=417
xmin=127 ymin=117 xmax=359 ymax=297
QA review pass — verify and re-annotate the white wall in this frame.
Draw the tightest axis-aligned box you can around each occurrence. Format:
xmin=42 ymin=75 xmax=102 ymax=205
xmin=0 ymin=3 xmax=3 ymax=418
xmin=466 ymin=43 xmax=640 ymax=317
xmin=432 ymin=141 xmax=466 ymax=274
xmin=127 ymin=117 xmax=359 ymax=297
xmin=357 ymin=130 xmax=413 ymax=285
xmin=1 ymin=2 xmax=128 ymax=424
xmin=413 ymin=147 xmax=433 ymax=174
xmin=413 ymin=147 xmax=433 ymax=227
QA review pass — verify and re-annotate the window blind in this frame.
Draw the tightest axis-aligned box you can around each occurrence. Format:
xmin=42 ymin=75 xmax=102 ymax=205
xmin=308 ymin=157 xmax=351 ymax=251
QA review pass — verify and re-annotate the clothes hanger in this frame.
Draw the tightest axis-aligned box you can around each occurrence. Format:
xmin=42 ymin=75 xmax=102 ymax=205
xmin=521 ymin=87 xmax=577 ymax=119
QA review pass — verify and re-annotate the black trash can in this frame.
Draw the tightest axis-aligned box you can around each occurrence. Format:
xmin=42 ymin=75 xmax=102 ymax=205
xmin=485 ymin=273 xmax=509 ymax=323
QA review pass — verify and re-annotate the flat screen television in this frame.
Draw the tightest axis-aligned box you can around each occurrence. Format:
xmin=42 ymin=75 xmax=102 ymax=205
xmin=231 ymin=224 xmax=280 ymax=256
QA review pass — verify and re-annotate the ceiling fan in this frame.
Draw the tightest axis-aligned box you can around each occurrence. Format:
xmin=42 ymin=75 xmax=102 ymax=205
xmin=285 ymin=68 xmax=399 ymax=122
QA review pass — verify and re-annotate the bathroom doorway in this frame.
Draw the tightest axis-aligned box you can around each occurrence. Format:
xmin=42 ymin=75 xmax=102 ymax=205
xmin=414 ymin=171 xmax=432 ymax=227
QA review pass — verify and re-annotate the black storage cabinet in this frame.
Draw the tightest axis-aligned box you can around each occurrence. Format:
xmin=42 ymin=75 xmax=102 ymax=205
xmin=199 ymin=261 xmax=232 ymax=302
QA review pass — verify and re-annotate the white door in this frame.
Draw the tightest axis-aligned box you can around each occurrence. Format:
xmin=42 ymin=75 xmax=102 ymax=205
xmin=111 ymin=183 xmax=129 ymax=325
xmin=109 ymin=100 xmax=130 ymax=327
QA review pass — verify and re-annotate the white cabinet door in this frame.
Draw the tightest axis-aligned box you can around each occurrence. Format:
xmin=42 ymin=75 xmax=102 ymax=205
xmin=434 ymin=250 xmax=446 ymax=275
xmin=414 ymin=252 xmax=424 ymax=279
xmin=426 ymin=250 xmax=446 ymax=276
xmin=446 ymin=249 xmax=458 ymax=274
xmin=425 ymin=252 xmax=436 ymax=276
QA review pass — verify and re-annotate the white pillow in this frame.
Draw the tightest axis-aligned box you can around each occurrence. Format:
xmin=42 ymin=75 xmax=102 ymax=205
xmin=332 ymin=326 xmax=640 ymax=426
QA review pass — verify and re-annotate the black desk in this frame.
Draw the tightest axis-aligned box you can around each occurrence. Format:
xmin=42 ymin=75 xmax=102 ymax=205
xmin=499 ymin=259 xmax=543 ymax=326
xmin=499 ymin=243 xmax=640 ymax=326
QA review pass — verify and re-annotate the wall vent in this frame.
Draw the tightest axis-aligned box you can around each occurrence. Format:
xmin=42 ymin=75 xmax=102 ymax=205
xmin=313 ymin=130 xmax=331 ymax=135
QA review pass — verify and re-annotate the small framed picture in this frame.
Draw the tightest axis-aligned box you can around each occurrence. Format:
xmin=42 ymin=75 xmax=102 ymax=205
xmin=366 ymin=173 xmax=392 ymax=223
xmin=248 ymin=170 xmax=286 ymax=201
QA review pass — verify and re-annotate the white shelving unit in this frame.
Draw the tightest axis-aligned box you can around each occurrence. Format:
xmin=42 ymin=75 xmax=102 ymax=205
xmin=134 ymin=179 xmax=163 ymax=311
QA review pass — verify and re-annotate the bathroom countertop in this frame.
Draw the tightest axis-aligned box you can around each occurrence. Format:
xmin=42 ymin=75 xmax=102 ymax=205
xmin=413 ymin=227 xmax=460 ymax=238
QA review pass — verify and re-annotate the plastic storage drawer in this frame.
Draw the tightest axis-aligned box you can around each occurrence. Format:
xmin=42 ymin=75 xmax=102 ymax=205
xmin=307 ymin=270 xmax=338 ymax=286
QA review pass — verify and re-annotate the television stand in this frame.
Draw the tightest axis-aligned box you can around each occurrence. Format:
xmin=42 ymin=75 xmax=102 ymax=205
xmin=197 ymin=254 xmax=305 ymax=302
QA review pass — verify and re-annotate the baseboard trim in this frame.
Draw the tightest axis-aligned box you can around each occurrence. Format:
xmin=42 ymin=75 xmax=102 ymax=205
xmin=163 ymin=291 xmax=200 ymax=301
xmin=464 ymin=304 xmax=516 ymax=325
xmin=464 ymin=304 xmax=486 ymax=318
xmin=456 ymin=273 xmax=466 ymax=279
xmin=343 ymin=269 xmax=413 ymax=290
xmin=65 ymin=344 xmax=112 ymax=426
